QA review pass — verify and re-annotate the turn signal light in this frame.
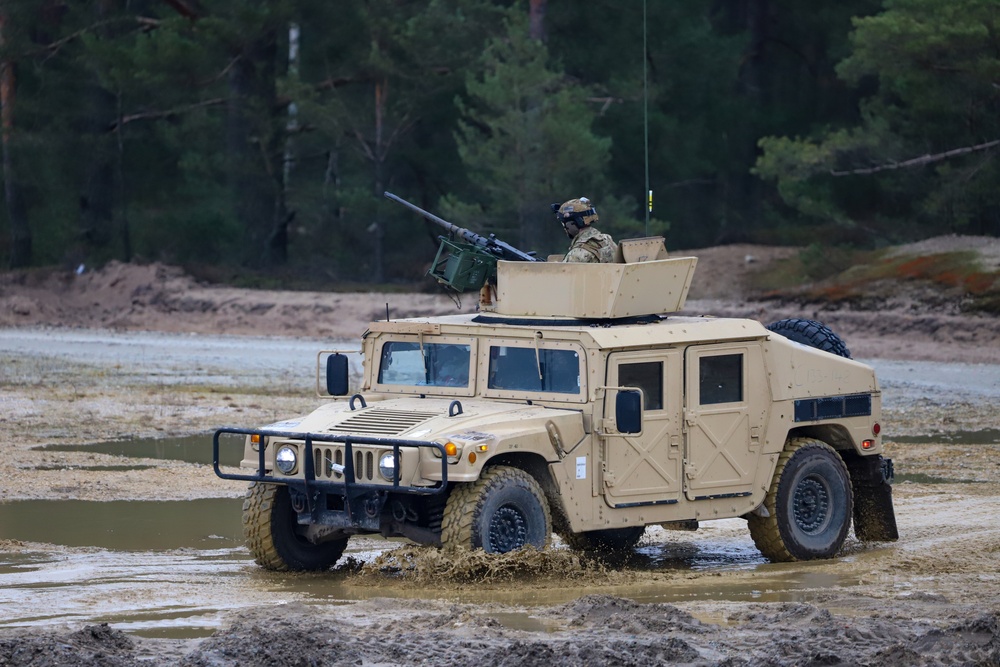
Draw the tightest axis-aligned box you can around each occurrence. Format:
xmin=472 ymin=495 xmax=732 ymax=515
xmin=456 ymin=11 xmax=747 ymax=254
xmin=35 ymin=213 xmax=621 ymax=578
xmin=444 ymin=441 xmax=458 ymax=457
xmin=468 ymin=452 xmax=477 ymax=464
xmin=862 ymin=439 xmax=874 ymax=450
xmin=250 ymin=434 xmax=260 ymax=444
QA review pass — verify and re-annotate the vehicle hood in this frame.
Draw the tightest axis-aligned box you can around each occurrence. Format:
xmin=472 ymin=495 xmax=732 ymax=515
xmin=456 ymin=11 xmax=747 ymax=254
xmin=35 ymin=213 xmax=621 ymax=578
xmin=259 ymin=396 xmax=585 ymax=445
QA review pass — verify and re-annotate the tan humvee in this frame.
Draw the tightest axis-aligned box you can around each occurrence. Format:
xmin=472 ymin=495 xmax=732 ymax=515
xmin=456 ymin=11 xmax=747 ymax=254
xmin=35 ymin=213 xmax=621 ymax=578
xmin=213 ymin=240 xmax=898 ymax=571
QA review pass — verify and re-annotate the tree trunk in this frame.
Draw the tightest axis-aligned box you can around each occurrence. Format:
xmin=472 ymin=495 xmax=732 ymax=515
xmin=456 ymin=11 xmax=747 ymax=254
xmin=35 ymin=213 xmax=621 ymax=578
xmin=369 ymin=76 xmax=386 ymax=283
xmin=529 ymin=0 xmax=546 ymax=41
xmin=227 ymin=24 xmax=285 ymax=267
xmin=520 ymin=2 xmax=546 ymax=252
xmin=115 ymin=90 xmax=131 ymax=262
xmin=0 ymin=9 xmax=30 ymax=268
xmin=78 ymin=0 xmax=120 ymax=262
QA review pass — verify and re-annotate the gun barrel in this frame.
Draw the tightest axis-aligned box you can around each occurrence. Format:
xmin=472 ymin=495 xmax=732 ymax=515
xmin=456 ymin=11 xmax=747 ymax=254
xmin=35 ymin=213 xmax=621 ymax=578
xmin=384 ymin=191 xmax=539 ymax=263
xmin=383 ymin=191 xmax=464 ymax=237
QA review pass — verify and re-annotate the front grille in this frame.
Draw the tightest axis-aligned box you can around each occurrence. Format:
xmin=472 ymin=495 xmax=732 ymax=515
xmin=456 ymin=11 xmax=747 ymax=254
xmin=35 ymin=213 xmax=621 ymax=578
xmin=307 ymin=408 xmax=442 ymax=482
xmin=315 ymin=446 xmax=379 ymax=481
xmin=326 ymin=408 xmax=440 ymax=436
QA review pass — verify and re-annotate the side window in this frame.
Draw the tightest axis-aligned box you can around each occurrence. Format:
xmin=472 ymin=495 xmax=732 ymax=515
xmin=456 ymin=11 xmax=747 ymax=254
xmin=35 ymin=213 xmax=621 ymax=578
xmin=619 ymin=361 xmax=663 ymax=411
xmin=488 ymin=346 xmax=580 ymax=394
xmin=699 ymin=354 xmax=743 ymax=405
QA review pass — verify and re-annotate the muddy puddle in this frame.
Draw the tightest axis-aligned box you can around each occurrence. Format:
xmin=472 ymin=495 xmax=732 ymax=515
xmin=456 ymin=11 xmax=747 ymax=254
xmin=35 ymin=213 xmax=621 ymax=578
xmin=0 ymin=492 xmax=872 ymax=639
xmin=0 ymin=499 xmax=244 ymax=550
xmin=34 ymin=434 xmax=245 ymax=468
xmin=3 ymin=430 xmax=971 ymax=639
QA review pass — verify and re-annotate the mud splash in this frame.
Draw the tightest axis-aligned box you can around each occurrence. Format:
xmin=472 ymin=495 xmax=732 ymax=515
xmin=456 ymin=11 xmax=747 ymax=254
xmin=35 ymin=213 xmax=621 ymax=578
xmin=353 ymin=545 xmax=605 ymax=586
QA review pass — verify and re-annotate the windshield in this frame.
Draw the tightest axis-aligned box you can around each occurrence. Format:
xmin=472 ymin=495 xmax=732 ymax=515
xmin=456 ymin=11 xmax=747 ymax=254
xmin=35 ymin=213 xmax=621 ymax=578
xmin=377 ymin=342 xmax=471 ymax=388
xmin=487 ymin=346 xmax=580 ymax=394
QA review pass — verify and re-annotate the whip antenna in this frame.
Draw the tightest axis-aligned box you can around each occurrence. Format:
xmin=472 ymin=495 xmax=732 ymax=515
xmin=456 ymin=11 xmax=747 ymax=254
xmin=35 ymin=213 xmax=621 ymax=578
xmin=643 ymin=0 xmax=651 ymax=236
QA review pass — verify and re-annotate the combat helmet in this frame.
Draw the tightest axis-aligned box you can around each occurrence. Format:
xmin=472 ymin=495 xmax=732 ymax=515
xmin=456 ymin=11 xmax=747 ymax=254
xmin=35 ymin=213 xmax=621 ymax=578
xmin=551 ymin=197 xmax=598 ymax=231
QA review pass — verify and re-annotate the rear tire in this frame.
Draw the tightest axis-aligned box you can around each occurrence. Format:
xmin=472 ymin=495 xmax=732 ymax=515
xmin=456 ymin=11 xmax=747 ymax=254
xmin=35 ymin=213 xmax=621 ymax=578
xmin=766 ymin=318 xmax=852 ymax=359
xmin=441 ymin=466 xmax=551 ymax=553
xmin=242 ymin=483 xmax=348 ymax=571
xmin=748 ymin=438 xmax=853 ymax=562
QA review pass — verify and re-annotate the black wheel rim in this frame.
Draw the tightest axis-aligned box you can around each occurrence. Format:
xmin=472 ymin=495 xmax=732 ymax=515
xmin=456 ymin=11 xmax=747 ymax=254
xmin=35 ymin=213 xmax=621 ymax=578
xmin=792 ymin=474 xmax=830 ymax=534
xmin=488 ymin=504 xmax=528 ymax=552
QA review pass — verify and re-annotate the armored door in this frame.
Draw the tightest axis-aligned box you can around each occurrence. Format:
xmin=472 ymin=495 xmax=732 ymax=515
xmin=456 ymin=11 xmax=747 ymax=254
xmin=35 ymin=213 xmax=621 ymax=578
xmin=602 ymin=351 xmax=683 ymax=507
xmin=683 ymin=344 xmax=768 ymax=500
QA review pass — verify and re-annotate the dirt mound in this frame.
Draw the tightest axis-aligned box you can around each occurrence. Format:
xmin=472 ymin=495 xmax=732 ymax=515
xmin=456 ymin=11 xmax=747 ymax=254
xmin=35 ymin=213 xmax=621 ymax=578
xmin=675 ymin=243 xmax=798 ymax=300
xmin=887 ymin=234 xmax=1000 ymax=268
xmin=0 ymin=624 xmax=136 ymax=667
xmin=1 ymin=236 xmax=998 ymax=363
xmin=0 ymin=261 xmax=466 ymax=339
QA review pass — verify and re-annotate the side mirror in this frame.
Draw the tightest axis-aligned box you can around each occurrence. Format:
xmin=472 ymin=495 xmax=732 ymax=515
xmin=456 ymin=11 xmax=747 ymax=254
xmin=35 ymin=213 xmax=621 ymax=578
xmin=615 ymin=390 xmax=642 ymax=434
xmin=326 ymin=353 xmax=350 ymax=396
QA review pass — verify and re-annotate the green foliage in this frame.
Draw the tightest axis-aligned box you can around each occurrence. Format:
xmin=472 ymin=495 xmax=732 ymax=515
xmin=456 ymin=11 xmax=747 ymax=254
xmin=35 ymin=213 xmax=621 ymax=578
xmin=757 ymin=0 xmax=1000 ymax=240
xmin=0 ymin=0 xmax=997 ymax=277
xmin=444 ymin=12 xmax=620 ymax=257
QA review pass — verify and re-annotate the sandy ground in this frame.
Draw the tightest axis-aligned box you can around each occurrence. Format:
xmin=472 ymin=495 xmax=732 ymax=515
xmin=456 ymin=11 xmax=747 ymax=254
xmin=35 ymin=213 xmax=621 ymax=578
xmin=1 ymin=237 xmax=999 ymax=665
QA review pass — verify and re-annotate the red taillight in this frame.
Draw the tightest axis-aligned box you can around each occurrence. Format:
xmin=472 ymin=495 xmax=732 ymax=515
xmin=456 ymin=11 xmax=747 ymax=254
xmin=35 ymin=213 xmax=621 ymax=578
xmin=872 ymin=423 xmax=881 ymax=436
xmin=862 ymin=439 xmax=874 ymax=450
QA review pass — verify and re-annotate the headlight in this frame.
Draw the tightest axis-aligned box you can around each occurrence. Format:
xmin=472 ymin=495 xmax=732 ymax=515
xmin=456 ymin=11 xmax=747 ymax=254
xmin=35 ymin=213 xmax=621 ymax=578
xmin=431 ymin=440 xmax=460 ymax=460
xmin=275 ymin=445 xmax=298 ymax=474
xmin=378 ymin=451 xmax=397 ymax=482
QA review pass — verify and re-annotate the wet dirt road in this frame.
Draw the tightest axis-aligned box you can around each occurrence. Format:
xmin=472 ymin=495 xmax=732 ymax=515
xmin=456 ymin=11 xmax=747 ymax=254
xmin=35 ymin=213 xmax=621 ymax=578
xmin=2 ymin=328 xmax=1000 ymax=665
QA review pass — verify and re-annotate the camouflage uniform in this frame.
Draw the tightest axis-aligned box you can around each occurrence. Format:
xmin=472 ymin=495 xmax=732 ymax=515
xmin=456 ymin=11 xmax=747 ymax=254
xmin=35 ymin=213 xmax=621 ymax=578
xmin=563 ymin=226 xmax=618 ymax=263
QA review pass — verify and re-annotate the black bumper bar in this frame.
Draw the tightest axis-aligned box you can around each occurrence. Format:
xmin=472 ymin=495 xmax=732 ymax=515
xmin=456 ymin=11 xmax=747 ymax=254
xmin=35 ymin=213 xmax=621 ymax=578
xmin=212 ymin=427 xmax=450 ymax=497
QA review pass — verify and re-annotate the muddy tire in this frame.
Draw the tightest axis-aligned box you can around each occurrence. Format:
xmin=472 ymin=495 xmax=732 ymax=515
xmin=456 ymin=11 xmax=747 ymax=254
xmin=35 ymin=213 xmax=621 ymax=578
xmin=441 ymin=466 xmax=551 ymax=553
xmin=563 ymin=527 xmax=645 ymax=553
xmin=242 ymin=482 xmax=347 ymax=571
xmin=748 ymin=438 xmax=853 ymax=562
xmin=766 ymin=318 xmax=852 ymax=359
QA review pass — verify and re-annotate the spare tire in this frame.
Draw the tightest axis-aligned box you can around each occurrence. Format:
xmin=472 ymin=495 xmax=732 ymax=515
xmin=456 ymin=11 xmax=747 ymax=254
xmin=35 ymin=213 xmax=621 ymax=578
xmin=766 ymin=318 xmax=852 ymax=359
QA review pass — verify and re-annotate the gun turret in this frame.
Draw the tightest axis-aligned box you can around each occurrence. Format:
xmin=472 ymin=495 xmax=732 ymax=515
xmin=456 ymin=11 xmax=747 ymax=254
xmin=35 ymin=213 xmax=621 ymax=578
xmin=384 ymin=191 xmax=540 ymax=292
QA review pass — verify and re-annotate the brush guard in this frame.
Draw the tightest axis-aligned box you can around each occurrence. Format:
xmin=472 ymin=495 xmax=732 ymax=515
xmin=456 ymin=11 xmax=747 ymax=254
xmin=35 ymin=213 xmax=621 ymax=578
xmin=212 ymin=427 xmax=449 ymax=535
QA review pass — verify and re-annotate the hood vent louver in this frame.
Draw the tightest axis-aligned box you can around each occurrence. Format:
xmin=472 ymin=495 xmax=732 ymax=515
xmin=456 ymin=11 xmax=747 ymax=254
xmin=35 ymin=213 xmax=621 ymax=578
xmin=326 ymin=408 xmax=442 ymax=437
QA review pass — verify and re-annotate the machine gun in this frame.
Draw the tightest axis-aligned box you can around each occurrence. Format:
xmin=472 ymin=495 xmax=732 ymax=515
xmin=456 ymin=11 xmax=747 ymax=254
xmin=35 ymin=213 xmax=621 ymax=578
xmin=384 ymin=191 xmax=541 ymax=292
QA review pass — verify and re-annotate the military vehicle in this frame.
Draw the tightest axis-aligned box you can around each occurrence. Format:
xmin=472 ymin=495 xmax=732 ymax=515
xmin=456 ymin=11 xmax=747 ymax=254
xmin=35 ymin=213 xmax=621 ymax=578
xmin=213 ymin=197 xmax=897 ymax=571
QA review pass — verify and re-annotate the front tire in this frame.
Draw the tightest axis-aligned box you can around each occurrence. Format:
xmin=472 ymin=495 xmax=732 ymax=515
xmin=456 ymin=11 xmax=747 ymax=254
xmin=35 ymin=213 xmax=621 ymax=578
xmin=441 ymin=466 xmax=551 ymax=553
xmin=242 ymin=482 xmax=348 ymax=571
xmin=748 ymin=438 xmax=853 ymax=562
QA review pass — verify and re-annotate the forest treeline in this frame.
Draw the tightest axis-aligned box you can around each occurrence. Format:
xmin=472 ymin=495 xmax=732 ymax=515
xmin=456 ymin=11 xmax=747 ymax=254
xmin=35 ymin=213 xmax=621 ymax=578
xmin=1 ymin=0 xmax=998 ymax=284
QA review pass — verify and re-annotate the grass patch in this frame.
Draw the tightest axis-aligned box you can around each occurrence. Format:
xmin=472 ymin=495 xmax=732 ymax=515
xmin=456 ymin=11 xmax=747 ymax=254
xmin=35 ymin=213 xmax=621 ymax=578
xmin=748 ymin=244 xmax=879 ymax=293
xmin=749 ymin=247 xmax=1000 ymax=313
